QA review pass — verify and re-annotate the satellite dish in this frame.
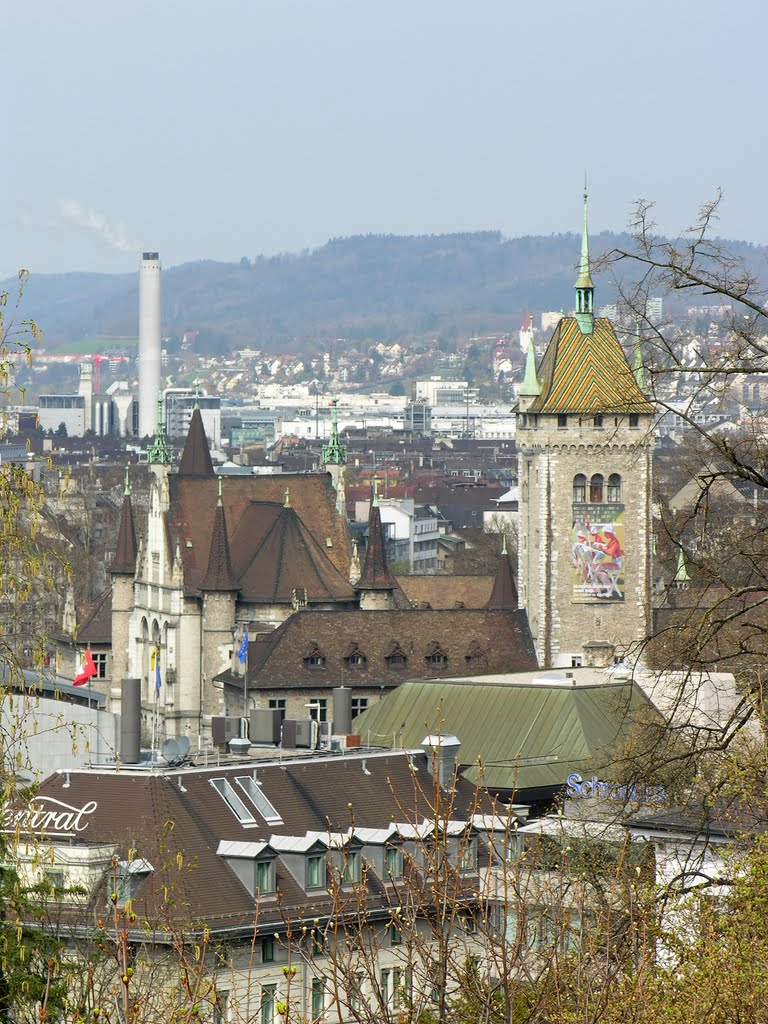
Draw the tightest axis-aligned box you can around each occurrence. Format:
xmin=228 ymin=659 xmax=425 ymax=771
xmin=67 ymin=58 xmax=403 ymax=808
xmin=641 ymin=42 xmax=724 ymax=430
xmin=177 ymin=736 xmax=191 ymax=758
xmin=161 ymin=738 xmax=180 ymax=763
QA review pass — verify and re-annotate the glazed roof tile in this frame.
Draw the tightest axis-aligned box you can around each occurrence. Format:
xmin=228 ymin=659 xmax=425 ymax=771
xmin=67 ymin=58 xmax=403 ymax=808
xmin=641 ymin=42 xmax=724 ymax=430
xmin=529 ymin=316 xmax=654 ymax=415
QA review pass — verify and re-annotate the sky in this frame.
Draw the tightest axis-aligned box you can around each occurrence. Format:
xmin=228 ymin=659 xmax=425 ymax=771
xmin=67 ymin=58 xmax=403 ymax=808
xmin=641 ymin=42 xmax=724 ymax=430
xmin=6 ymin=0 xmax=768 ymax=276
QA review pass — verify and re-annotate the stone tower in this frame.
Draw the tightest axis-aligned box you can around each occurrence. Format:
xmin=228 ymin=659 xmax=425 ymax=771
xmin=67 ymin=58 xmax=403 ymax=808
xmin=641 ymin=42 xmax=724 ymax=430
xmin=517 ymin=191 xmax=655 ymax=668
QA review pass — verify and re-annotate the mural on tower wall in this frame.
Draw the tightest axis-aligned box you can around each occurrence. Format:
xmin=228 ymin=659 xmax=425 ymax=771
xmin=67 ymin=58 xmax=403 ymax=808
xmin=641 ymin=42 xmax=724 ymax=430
xmin=571 ymin=504 xmax=625 ymax=602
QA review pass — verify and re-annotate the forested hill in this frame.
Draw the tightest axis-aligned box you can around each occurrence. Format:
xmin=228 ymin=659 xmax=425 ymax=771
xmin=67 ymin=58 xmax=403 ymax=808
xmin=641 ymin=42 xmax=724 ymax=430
xmin=8 ymin=230 xmax=768 ymax=351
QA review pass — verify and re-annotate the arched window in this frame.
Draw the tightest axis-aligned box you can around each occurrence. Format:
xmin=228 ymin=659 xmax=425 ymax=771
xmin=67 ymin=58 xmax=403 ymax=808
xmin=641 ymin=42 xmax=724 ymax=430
xmin=573 ymin=474 xmax=587 ymax=503
xmin=590 ymin=474 xmax=604 ymax=502
xmin=607 ymin=473 xmax=622 ymax=502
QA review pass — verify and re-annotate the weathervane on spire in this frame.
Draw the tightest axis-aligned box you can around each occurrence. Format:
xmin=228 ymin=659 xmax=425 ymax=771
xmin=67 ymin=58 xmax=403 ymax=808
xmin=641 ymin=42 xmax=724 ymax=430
xmin=574 ymin=180 xmax=595 ymax=334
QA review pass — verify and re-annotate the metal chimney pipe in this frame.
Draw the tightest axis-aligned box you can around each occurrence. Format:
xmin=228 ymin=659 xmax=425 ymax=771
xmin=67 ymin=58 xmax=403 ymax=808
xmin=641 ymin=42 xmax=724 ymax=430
xmin=120 ymin=678 xmax=142 ymax=764
xmin=333 ymin=686 xmax=353 ymax=735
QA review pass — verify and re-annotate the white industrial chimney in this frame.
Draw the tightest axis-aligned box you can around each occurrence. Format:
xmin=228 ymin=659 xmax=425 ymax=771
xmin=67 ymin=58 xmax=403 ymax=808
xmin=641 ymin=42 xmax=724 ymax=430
xmin=138 ymin=252 xmax=161 ymax=438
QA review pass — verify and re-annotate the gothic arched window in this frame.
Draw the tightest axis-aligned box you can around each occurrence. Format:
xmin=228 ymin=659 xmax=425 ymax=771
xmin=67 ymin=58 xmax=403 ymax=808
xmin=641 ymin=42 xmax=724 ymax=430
xmin=607 ymin=473 xmax=622 ymax=502
xmin=590 ymin=474 xmax=604 ymax=502
xmin=573 ymin=474 xmax=587 ymax=503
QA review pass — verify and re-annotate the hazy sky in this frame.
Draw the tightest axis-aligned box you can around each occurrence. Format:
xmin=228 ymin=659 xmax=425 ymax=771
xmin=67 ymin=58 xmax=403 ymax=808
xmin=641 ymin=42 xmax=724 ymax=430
xmin=6 ymin=0 xmax=768 ymax=276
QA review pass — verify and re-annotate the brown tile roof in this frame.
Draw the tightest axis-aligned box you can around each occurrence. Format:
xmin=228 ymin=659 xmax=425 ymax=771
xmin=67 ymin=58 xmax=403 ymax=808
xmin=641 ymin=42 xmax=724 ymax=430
xmin=227 ymin=607 xmax=537 ymax=692
xmin=178 ymin=407 xmax=215 ymax=477
xmin=486 ymin=553 xmax=518 ymax=609
xmin=29 ymin=751 xmax=491 ymax=935
xmin=167 ymin=473 xmax=350 ymax=595
xmin=396 ymin=576 xmax=494 ymax=609
xmin=356 ymin=503 xmax=397 ymax=592
xmin=110 ymin=493 xmax=138 ymax=575
xmin=77 ymin=586 xmax=113 ymax=644
xmin=199 ymin=499 xmax=237 ymax=591
xmin=231 ymin=503 xmax=356 ymax=604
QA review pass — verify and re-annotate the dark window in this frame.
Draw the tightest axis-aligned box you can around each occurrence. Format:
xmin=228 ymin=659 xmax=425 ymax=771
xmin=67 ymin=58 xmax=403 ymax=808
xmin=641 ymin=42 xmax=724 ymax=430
xmin=256 ymin=860 xmax=275 ymax=894
xmin=307 ymin=854 xmax=324 ymax=889
xmin=268 ymin=698 xmax=287 ymax=722
xmin=629 ymin=413 xmax=640 ymax=428
xmin=589 ymin=474 xmax=604 ymax=502
xmin=351 ymin=697 xmax=368 ymax=718
xmin=309 ymin=699 xmax=328 ymax=723
xmin=557 ymin=414 xmax=568 ymax=428
xmin=262 ymin=936 xmax=275 ymax=963
xmin=304 ymin=654 xmax=326 ymax=669
xmin=92 ymin=653 xmax=108 ymax=679
xmin=573 ymin=474 xmax=587 ymax=503
xmin=390 ymin=923 xmax=402 ymax=946
xmin=593 ymin=414 xmax=603 ymax=428
xmin=607 ymin=473 xmax=622 ymax=502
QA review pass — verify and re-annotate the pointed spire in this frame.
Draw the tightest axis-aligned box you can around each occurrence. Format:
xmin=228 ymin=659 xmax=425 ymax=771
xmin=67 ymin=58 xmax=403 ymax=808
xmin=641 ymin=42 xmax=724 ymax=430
xmin=520 ymin=332 xmax=541 ymax=397
xmin=356 ymin=499 xmax=397 ymax=594
xmin=178 ymin=406 xmax=215 ymax=477
xmin=322 ymin=397 xmax=347 ymax=467
xmin=673 ymin=546 xmax=691 ymax=589
xmin=486 ymin=539 xmax=519 ymax=609
xmin=123 ymin=464 xmax=131 ymax=496
xmin=111 ymin=467 xmax=139 ymax=575
xmin=574 ymin=183 xmax=595 ymax=334
xmin=199 ymin=484 xmax=236 ymax=591
xmin=148 ymin=392 xmax=173 ymax=465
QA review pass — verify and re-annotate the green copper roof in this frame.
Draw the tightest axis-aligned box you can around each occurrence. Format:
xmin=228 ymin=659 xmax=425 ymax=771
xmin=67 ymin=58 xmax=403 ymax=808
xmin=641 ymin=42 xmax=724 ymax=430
xmin=354 ymin=676 xmax=661 ymax=793
xmin=322 ymin=397 xmax=347 ymax=466
xmin=148 ymin=394 xmax=173 ymax=465
xmin=520 ymin=333 xmax=542 ymax=397
xmin=673 ymin=547 xmax=692 ymax=585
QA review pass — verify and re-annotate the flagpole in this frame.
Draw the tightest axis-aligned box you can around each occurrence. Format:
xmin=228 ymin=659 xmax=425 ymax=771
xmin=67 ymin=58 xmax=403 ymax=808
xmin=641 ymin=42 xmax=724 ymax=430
xmin=88 ymin=675 xmax=93 ymax=767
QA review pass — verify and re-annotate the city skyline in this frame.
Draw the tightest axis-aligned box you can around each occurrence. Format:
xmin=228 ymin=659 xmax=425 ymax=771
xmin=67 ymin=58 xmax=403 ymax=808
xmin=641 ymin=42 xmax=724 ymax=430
xmin=7 ymin=0 xmax=768 ymax=276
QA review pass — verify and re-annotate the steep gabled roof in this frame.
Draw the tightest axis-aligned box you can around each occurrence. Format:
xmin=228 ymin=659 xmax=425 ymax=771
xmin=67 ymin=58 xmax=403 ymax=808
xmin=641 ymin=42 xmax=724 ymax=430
xmin=167 ymin=473 xmax=351 ymax=594
xmin=178 ymin=407 xmax=215 ymax=478
xmin=111 ymin=493 xmax=138 ymax=575
xmin=231 ymin=503 xmax=356 ymax=604
xmin=486 ymin=551 xmax=518 ymax=610
xmin=77 ymin=586 xmax=113 ymax=644
xmin=529 ymin=317 xmax=654 ymax=415
xmin=218 ymin=607 xmax=538 ymax=690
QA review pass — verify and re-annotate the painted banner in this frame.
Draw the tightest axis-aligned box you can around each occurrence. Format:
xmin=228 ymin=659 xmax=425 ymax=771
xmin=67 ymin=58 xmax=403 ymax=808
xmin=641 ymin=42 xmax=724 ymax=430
xmin=571 ymin=503 xmax=625 ymax=602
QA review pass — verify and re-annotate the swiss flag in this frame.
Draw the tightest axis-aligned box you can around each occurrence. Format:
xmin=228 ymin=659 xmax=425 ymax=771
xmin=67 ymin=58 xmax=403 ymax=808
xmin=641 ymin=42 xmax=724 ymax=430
xmin=74 ymin=647 xmax=97 ymax=686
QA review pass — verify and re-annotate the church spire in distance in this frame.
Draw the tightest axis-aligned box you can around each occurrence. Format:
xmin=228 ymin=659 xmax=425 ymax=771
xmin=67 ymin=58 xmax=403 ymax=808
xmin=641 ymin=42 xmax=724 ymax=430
xmin=574 ymin=181 xmax=595 ymax=335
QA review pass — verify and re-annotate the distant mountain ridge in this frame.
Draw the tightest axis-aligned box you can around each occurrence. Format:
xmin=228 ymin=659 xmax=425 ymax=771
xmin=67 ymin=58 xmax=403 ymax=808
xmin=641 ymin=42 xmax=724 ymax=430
xmin=7 ymin=231 xmax=768 ymax=351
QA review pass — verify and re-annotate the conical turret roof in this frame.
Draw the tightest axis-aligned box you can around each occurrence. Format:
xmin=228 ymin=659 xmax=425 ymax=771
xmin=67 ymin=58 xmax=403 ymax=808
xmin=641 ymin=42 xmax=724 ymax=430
xmin=178 ymin=407 xmax=215 ymax=478
xmin=356 ymin=500 xmax=397 ymax=592
xmin=111 ymin=473 xmax=138 ymax=575
xmin=200 ymin=483 xmax=236 ymax=591
xmin=485 ymin=539 xmax=518 ymax=609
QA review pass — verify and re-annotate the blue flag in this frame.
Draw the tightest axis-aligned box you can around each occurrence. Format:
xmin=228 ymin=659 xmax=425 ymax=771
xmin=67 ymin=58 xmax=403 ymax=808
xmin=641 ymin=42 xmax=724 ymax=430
xmin=237 ymin=627 xmax=249 ymax=665
xmin=152 ymin=646 xmax=162 ymax=695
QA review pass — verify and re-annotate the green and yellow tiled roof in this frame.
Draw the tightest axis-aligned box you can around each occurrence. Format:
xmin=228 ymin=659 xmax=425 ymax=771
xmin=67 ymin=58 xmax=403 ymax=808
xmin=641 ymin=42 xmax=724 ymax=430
xmin=529 ymin=316 xmax=654 ymax=414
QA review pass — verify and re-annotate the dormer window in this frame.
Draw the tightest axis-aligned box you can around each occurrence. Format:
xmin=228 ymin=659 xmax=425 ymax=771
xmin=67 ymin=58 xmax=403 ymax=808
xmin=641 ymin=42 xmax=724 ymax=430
xmin=464 ymin=640 xmax=487 ymax=671
xmin=386 ymin=845 xmax=403 ymax=880
xmin=343 ymin=849 xmax=361 ymax=884
xmin=303 ymin=642 xmax=327 ymax=670
xmin=343 ymin=643 xmax=368 ymax=670
xmin=425 ymin=641 xmax=448 ymax=667
xmin=385 ymin=642 xmax=408 ymax=670
xmin=256 ymin=859 xmax=275 ymax=895
xmin=110 ymin=857 xmax=153 ymax=908
xmin=307 ymin=854 xmax=325 ymax=889
xmin=460 ymin=836 xmax=478 ymax=873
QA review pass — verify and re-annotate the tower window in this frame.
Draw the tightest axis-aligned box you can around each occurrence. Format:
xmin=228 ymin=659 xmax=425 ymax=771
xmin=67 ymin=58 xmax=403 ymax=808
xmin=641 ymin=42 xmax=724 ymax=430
xmin=589 ymin=474 xmax=604 ymax=502
xmin=593 ymin=414 xmax=603 ymax=428
xmin=607 ymin=474 xmax=622 ymax=503
xmin=557 ymin=414 xmax=568 ymax=428
xmin=629 ymin=413 xmax=640 ymax=428
xmin=573 ymin=474 xmax=587 ymax=503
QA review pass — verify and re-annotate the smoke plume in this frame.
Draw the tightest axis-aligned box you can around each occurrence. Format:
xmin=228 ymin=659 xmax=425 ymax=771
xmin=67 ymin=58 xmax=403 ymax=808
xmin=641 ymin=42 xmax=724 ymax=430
xmin=55 ymin=199 xmax=140 ymax=253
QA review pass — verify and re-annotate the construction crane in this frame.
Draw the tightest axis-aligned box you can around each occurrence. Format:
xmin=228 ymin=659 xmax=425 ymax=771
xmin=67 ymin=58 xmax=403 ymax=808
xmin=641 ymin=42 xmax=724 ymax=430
xmin=91 ymin=354 xmax=128 ymax=393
